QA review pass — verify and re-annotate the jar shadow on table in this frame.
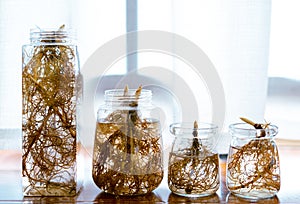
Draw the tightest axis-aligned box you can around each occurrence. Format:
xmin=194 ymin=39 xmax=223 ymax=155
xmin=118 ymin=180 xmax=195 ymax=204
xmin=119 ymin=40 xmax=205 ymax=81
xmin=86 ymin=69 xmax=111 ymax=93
xmin=94 ymin=191 xmax=164 ymax=203
xmin=168 ymin=192 xmax=220 ymax=203
xmin=23 ymin=196 xmax=77 ymax=203
xmin=226 ymin=192 xmax=279 ymax=204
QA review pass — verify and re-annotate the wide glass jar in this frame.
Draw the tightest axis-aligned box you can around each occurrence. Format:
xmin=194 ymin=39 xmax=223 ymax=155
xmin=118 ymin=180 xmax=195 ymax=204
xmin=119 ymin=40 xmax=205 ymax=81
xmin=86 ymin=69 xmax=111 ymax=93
xmin=22 ymin=27 xmax=82 ymax=196
xmin=92 ymin=87 xmax=164 ymax=196
xmin=168 ymin=122 xmax=219 ymax=197
xmin=226 ymin=123 xmax=280 ymax=200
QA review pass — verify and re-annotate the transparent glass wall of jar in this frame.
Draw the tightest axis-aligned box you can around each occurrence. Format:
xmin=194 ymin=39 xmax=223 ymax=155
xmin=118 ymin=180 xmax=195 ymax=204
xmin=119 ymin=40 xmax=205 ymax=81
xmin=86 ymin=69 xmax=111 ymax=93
xmin=22 ymin=27 xmax=83 ymax=196
xmin=168 ymin=122 xmax=219 ymax=197
xmin=226 ymin=123 xmax=280 ymax=200
xmin=92 ymin=88 xmax=164 ymax=196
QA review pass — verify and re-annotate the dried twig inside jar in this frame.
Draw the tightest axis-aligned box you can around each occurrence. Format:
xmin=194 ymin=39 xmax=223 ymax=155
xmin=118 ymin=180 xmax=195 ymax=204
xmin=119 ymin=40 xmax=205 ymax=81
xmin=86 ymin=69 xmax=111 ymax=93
xmin=168 ymin=121 xmax=219 ymax=197
xmin=22 ymin=25 xmax=79 ymax=196
xmin=92 ymin=85 xmax=163 ymax=196
xmin=226 ymin=117 xmax=280 ymax=198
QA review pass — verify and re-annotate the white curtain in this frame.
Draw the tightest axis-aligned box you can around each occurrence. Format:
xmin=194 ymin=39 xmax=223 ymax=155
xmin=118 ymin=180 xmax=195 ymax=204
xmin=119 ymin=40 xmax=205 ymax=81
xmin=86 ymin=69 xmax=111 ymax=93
xmin=0 ymin=0 xmax=126 ymax=151
xmin=138 ymin=0 xmax=272 ymax=153
xmin=1 ymin=0 xmax=300 ymax=151
xmin=0 ymin=0 xmax=126 ymax=130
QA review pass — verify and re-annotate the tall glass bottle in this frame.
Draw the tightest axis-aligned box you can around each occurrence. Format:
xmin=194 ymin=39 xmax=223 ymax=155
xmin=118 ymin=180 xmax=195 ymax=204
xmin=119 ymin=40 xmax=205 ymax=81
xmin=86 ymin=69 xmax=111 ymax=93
xmin=92 ymin=87 xmax=164 ymax=196
xmin=22 ymin=27 xmax=82 ymax=196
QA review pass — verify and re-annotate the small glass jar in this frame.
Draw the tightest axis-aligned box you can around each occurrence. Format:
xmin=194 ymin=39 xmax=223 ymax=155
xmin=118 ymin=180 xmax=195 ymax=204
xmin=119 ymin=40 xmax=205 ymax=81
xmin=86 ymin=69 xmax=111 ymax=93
xmin=22 ymin=27 xmax=82 ymax=196
xmin=168 ymin=122 xmax=219 ymax=197
xmin=226 ymin=123 xmax=280 ymax=200
xmin=92 ymin=88 xmax=164 ymax=196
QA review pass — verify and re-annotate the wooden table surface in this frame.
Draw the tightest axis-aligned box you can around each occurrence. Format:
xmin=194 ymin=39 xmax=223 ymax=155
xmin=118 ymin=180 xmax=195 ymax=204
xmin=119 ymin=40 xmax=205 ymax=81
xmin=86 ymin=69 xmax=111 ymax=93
xmin=0 ymin=140 xmax=300 ymax=203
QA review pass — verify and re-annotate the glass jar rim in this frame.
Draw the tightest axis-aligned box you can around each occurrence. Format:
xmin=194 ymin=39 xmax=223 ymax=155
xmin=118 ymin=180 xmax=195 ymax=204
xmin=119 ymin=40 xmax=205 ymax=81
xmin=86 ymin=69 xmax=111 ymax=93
xmin=229 ymin=122 xmax=278 ymax=138
xmin=104 ymin=89 xmax=152 ymax=101
xmin=169 ymin=122 xmax=218 ymax=137
xmin=105 ymin=88 xmax=152 ymax=96
xmin=30 ymin=27 xmax=76 ymax=43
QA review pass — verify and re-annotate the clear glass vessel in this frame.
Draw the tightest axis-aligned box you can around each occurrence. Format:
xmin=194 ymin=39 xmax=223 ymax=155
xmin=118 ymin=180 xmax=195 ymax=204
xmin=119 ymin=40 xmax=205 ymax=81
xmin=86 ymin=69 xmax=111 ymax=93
xmin=92 ymin=88 xmax=164 ymax=196
xmin=168 ymin=122 xmax=219 ymax=197
xmin=226 ymin=123 xmax=280 ymax=200
xmin=22 ymin=27 xmax=82 ymax=196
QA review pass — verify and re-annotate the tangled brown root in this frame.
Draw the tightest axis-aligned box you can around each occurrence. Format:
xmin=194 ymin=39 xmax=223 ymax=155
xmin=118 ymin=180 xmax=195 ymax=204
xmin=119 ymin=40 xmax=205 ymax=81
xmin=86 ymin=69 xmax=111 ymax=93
xmin=168 ymin=121 xmax=219 ymax=196
xmin=226 ymin=117 xmax=280 ymax=198
xmin=22 ymin=40 xmax=79 ymax=196
xmin=92 ymin=86 xmax=163 ymax=195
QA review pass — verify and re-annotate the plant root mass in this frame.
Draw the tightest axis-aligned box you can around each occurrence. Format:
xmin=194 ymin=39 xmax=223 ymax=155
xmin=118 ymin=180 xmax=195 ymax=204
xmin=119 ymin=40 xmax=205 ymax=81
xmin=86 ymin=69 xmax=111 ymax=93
xmin=227 ymin=117 xmax=280 ymax=199
xmin=168 ymin=149 xmax=219 ymax=196
xmin=92 ymin=87 xmax=163 ymax=196
xmin=22 ymin=41 xmax=78 ymax=196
